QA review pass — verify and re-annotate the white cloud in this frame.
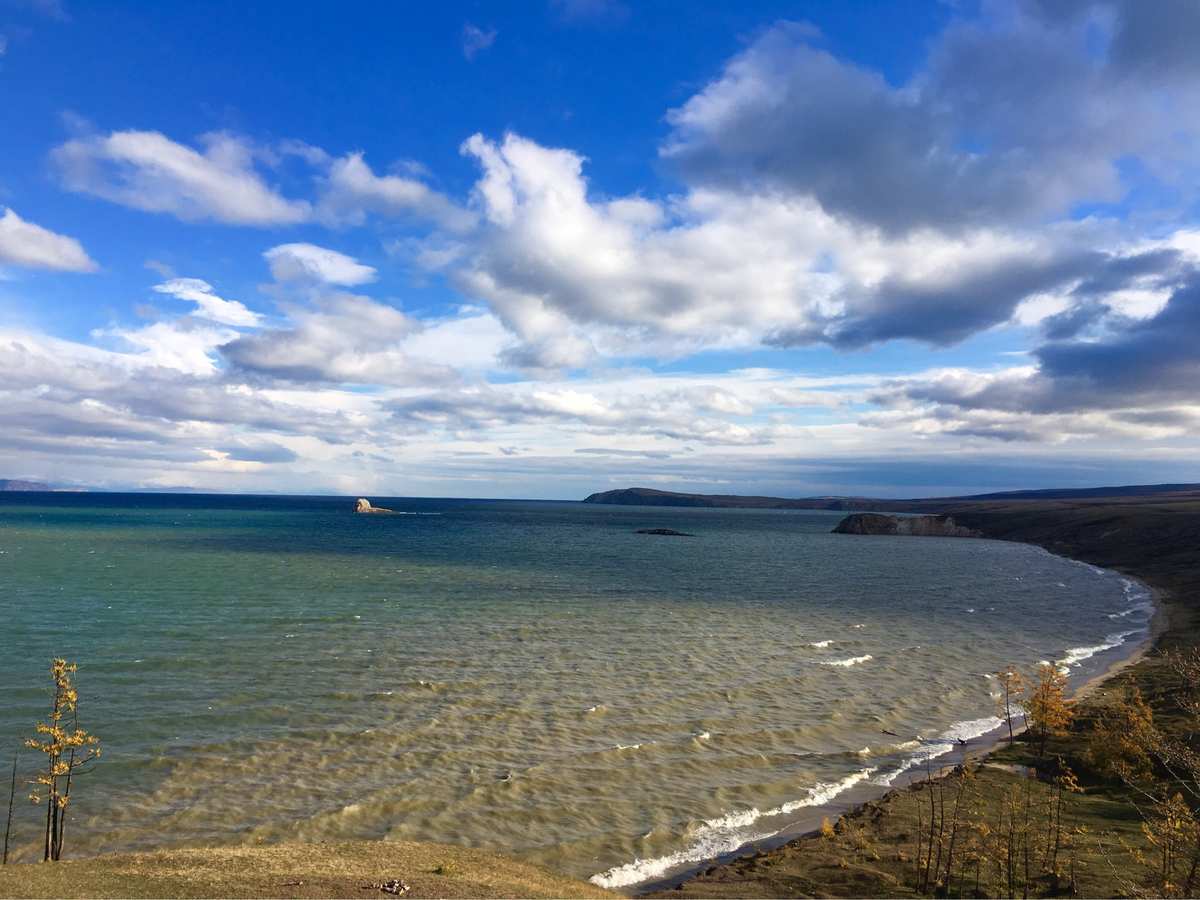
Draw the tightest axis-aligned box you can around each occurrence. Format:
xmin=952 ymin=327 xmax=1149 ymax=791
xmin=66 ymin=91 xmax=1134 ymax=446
xmin=0 ymin=207 xmax=97 ymax=272
xmin=94 ymin=319 xmax=238 ymax=376
xmin=264 ymin=243 xmax=377 ymax=286
xmin=317 ymin=152 xmax=476 ymax=232
xmin=152 ymin=277 xmax=263 ymax=327
xmin=52 ymin=130 xmax=310 ymax=226
xmin=400 ymin=307 xmax=511 ymax=373
xmin=452 ymin=132 xmax=1131 ymax=368
xmin=220 ymin=293 xmax=453 ymax=386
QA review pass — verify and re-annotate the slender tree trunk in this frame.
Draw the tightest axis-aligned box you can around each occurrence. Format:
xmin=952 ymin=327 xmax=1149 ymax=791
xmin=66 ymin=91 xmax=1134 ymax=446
xmin=943 ymin=771 xmax=968 ymax=891
xmin=42 ymin=769 xmax=52 ymax=862
xmin=1183 ymin=841 xmax=1200 ymax=897
xmin=3 ymin=748 xmax=17 ymax=865
xmin=915 ymin=789 xmax=925 ymax=892
xmin=1022 ymin=780 xmax=1032 ymax=900
xmin=1005 ymin=690 xmax=1014 ymax=743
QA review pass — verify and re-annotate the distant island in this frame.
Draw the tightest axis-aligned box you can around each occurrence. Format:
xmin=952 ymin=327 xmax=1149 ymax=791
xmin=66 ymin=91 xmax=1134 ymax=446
xmin=582 ymin=486 xmax=890 ymax=510
xmin=582 ymin=483 xmax=1200 ymax=509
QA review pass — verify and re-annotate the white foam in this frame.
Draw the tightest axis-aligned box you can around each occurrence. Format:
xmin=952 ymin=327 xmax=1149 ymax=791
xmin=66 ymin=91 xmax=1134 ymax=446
xmin=773 ymin=767 xmax=878 ymax=815
xmin=809 ymin=640 xmax=833 ymax=648
xmin=590 ymin=767 xmax=876 ymax=889
xmin=694 ymin=731 xmax=711 ymax=741
xmin=1058 ymin=630 xmax=1140 ymax=669
xmin=875 ymin=716 xmax=1002 ymax=786
xmin=821 ymin=654 xmax=872 ymax=668
xmin=1109 ymin=603 xmax=1153 ymax=619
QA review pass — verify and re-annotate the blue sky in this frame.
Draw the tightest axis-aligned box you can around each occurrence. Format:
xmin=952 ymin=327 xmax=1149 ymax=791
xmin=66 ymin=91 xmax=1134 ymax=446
xmin=2 ymin=0 xmax=1200 ymax=498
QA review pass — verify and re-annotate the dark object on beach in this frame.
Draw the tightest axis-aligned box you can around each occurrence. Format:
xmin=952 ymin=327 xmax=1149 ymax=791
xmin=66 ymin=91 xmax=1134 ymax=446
xmin=831 ymin=513 xmax=981 ymax=538
xmin=361 ymin=880 xmax=410 ymax=895
xmin=635 ymin=528 xmax=695 ymax=537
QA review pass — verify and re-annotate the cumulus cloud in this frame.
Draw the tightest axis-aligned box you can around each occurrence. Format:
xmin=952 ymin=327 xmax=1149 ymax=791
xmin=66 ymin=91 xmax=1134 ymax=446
xmin=316 ymin=152 xmax=476 ymax=232
xmin=220 ymin=293 xmax=451 ymax=385
xmin=152 ymin=278 xmax=262 ymax=327
xmin=52 ymin=130 xmax=311 ymax=226
xmin=451 ymin=131 xmax=1190 ymax=367
xmin=662 ymin=11 xmax=1200 ymax=235
xmin=868 ymin=269 xmax=1200 ymax=442
xmin=95 ymin=318 xmax=239 ymax=376
xmin=264 ymin=243 xmax=377 ymax=286
xmin=0 ymin=207 xmax=97 ymax=272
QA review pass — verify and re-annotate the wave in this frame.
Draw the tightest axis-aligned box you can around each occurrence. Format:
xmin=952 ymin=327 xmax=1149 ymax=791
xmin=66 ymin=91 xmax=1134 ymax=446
xmin=875 ymin=716 xmax=1003 ymax=786
xmin=1109 ymin=603 xmax=1153 ymax=619
xmin=820 ymin=654 xmax=872 ymax=668
xmin=590 ymin=767 xmax=877 ymax=889
xmin=809 ymin=640 xmax=833 ymax=648
xmin=1058 ymin=630 xmax=1141 ymax=669
xmin=1109 ymin=578 xmax=1154 ymax=619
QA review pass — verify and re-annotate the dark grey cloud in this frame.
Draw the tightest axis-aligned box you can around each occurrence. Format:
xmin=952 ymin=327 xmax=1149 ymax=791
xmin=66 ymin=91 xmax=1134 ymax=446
xmin=877 ymin=270 xmax=1200 ymax=429
xmin=662 ymin=7 xmax=1200 ymax=234
xmin=1071 ymin=248 xmax=1183 ymax=297
xmin=1036 ymin=275 xmax=1200 ymax=404
xmin=1022 ymin=0 xmax=1200 ymax=80
xmin=768 ymin=247 xmax=1188 ymax=349
xmin=1040 ymin=302 xmax=1108 ymax=341
xmin=824 ymin=251 xmax=1102 ymax=348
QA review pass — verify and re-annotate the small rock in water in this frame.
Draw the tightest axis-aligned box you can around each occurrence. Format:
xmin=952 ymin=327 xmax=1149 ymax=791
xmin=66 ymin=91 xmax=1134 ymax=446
xmin=634 ymin=528 xmax=694 ymax=537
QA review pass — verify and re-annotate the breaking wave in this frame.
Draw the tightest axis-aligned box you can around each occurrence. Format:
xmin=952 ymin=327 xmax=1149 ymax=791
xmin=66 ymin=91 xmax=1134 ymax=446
xmin=589 ymin=767 xmax=877 ymax=889
xmin=820 ymin=654 xmax=872 ymax=668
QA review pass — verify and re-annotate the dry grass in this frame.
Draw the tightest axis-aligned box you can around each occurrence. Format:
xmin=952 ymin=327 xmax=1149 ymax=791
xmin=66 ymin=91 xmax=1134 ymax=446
xmin=0 ymin=840 xmax=612 ymax=899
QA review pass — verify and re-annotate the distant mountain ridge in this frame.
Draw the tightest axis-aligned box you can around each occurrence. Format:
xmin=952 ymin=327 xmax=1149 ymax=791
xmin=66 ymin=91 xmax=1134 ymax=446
xmin=0 ymin=479 xmax=56 ymax=491
xmin=581 ymin=487 xmax=904 ymax=510
xmin=582 ymin=483 xmax=1200 ymax=509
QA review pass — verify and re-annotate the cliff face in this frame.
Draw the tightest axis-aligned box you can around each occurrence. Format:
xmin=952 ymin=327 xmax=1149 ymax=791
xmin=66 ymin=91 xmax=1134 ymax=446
xmin=832 ymin=513 xmax=982 ymax=538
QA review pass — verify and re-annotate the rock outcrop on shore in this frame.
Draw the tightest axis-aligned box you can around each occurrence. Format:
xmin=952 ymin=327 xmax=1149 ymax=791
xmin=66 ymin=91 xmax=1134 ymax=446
xmin=354 ymin=498 xmax=393 ymax=514
xmin=832 ymin=512 xmax=982 ymax=537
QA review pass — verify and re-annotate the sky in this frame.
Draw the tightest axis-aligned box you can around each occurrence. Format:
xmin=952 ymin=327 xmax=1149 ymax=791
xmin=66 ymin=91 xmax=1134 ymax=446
xmin=2 ymin=0 xmax=1200 ymax=499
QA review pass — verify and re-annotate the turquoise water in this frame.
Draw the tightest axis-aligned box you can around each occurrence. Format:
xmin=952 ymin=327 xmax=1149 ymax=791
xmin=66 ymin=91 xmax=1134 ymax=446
xmin=0 ymin=494 xmax=1152 ymax=886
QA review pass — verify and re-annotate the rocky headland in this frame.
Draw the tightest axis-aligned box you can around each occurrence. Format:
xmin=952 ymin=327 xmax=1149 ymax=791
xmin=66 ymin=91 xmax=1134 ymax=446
xmin=831 ymin=512 xmax=981 ymax=537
